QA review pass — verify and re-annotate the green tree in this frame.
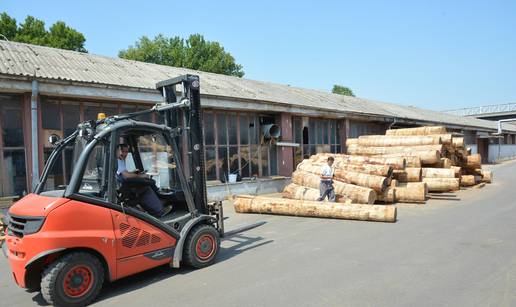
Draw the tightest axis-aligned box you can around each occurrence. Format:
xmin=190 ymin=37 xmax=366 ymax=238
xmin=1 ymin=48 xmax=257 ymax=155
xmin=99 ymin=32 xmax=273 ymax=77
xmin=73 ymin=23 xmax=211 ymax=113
xmin=15 ymin=16 xmax=48 ymax=46
xmin=119 ymin=34 xmax=244 ymax=77
xmin=0 ymin=12 xmax=17 ymax=40
xmin=48 ymin=21 xmax=87 ymax=52
xmin=332 ymin=84 xmax=355 ymax=97
xmin=0 ymin=13 xmax=87 ymax=52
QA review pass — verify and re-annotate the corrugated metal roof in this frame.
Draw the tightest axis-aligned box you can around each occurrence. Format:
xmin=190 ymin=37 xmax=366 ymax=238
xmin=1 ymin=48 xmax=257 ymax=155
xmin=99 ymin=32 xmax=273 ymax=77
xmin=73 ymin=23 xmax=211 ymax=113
xmin=0 ymin=40 xmax=514 ymax=132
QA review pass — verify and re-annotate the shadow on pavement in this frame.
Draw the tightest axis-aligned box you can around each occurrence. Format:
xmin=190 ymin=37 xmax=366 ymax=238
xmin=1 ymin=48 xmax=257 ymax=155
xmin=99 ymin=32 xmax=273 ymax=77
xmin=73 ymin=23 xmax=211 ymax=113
xmin=85 ymin=232 xmax=272 ymax=305
xmin=428 ymin=193 xmax=461 ymax=201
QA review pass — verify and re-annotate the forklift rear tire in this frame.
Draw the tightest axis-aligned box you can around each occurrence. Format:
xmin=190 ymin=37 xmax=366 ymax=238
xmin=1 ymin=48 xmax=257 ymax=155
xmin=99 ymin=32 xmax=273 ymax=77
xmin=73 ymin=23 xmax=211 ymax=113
xmin=184 ymin=224 xmax=220 ymax=268
xmin=40 ymin=252 xmax=104 ymax=307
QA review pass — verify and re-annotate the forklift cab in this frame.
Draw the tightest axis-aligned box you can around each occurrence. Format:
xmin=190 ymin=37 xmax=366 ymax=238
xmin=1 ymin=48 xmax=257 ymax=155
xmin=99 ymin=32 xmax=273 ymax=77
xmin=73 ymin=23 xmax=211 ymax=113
xmin=4 ymin=75 xmax=227 ymax=307
xmin=37 ymin=75 xmax=220 ymax=231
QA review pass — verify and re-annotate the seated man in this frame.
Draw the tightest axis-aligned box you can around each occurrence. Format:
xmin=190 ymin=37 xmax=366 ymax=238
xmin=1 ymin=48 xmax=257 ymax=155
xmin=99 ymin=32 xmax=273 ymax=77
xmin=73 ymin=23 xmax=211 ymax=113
xmin=116 ymin=144 xmax=172 ymax=218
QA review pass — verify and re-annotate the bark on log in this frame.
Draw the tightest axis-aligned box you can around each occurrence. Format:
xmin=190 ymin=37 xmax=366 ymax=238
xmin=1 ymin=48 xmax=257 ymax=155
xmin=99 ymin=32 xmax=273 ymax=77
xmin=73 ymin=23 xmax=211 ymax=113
xmin=376 ymin=187 xmax=396 ymax=203
xmin=481 ymin=170 xmax=492 ymax=183
xmin=357 ymin=135 xmax=442 ymax=147
xmin=441 ymin=158 xmax=453 ymax=169
xmin=345 ymin=138 xmax=358 ymax=146
xmin=311 ymin=153 xmax=406 ymax=170
xmin=233 ymin=195 xmax=397 ymax=222
xmin=452 ymin=137 xmax=464 ymax=148
xmin=296 ymin=161 xmax=389 ymax=192
xmin=352 ymin=148 xmax=441 ymax=165
xmin=467 ymin=154 xmax=481 ymax=169
xmin=395 ymin=182 xmax=427 ymax=203
xmin=298 ymin=159 xmax=393 ymax=177
xmin=371 ymin=155 xmax=421 ymax=167
xmin=292 ymin=170 xmax=377 ymax=204
xmin=385 ymin=126 xmax=447 ymax=136
xmin=422 ymin=168 xmax=455 ymax=178
xmin=422 ymin=177 xmax=460 ymax=192
xmin=390 ymin=179 xmax=398 ymax=187
xmin=451 ymin=166 xmax=462 ymax=178
xmin=393 ymin=168 xmax=422 ymax=182
xmin=347 ymin=144 xmax=444 ymax=156
xmin=460 ymin=175 xmax=476 ymax=187
xmin=428 ymin=134 xmax=453 ymax=145
xmin=282 ymin=183 xmax=351 ymax=203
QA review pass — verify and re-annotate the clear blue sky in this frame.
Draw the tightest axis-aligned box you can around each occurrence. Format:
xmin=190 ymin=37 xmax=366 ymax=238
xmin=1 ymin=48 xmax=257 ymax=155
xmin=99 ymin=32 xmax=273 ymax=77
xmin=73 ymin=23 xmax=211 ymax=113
xmin=2 ymin=0 xmax=516 ymax=110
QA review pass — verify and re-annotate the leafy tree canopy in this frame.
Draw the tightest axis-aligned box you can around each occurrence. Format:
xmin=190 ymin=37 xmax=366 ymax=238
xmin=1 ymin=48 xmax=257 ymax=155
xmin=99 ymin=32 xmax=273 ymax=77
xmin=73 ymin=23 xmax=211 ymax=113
xmin=0 ymin=12 xmax=87 ymax=52
xmin=119 ymin=34 xmax=244 ymax=77
xmin=332 ymin=84 xmax=355 ymax=97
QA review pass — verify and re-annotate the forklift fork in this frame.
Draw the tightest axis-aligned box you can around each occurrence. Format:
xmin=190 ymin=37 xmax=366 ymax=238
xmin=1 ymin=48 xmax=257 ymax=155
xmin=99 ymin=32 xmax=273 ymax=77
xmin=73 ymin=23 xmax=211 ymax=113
xmin=207 ymin=201 xmax=265 ymax=238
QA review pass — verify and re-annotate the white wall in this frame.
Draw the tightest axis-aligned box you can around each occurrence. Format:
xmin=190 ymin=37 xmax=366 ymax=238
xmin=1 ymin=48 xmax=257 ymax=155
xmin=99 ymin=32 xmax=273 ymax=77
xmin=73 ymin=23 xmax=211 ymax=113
xmin=466 ymin=144 xmax=478 ymax=155
xmin=488 ymin=144 xmax=516 ymax=163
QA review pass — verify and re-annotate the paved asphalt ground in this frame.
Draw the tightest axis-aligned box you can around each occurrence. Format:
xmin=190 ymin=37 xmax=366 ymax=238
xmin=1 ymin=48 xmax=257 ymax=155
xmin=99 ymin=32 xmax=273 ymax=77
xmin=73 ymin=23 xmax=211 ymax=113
xmin=1 ymin=161 xmax=516 ymax=307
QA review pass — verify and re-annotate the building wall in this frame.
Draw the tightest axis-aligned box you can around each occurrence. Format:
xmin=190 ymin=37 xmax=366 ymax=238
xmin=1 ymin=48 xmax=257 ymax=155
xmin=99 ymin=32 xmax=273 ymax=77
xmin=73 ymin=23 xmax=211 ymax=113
xmin=348 ymin=120 xmax=389 ymax=138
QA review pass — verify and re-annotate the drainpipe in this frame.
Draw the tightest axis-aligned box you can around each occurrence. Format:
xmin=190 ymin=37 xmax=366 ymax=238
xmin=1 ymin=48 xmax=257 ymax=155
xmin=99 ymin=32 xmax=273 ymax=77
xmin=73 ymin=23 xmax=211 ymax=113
xmin=31 ymin=79 xmax=39 ymax=191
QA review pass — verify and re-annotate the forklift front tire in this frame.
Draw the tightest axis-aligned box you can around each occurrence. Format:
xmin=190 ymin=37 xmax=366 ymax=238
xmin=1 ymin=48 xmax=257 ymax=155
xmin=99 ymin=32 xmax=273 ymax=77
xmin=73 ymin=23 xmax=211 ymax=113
xmin=184 ymin=224 xmax=220 ymax=268
xmin=41 ymin=252 xmax=104 ymax=307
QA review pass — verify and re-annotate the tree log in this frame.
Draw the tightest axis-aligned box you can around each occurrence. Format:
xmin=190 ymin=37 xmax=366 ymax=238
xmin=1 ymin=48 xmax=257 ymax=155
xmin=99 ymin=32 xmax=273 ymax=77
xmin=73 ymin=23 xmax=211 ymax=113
xmin=441 ymin=158 xmax=453 ymax=168
xmin=292 ymin=170 xmax=377 ymax=204
xmin=422 ymin=178 xmax=460 ymax=192
xmin=311 ymin=153 xmax=406 ymax=170
xmin=393 ymin=168 xmax=422 ymax=182
xmin=422 ymin=168 xmax=455 ymax=178
xmin=357 ymin=135 xmax=442 ymax=147
xmin=385 ymin=126 xmax=447 ymax=136
xmin=466 ymin=154 xmax=481 ymax=169
xmin=395 ymin=183 xmax=427 ymax=203
xmin=371 ymin=155 xmax=421 ymax=167
xmin=233 ymin=195 xmax=397 ymax=222
xmin=282 ymin=183 xmax=351 ymax=203
xmin=452 ymin=137 xmax=464 ymax=148
xmin=451 ymin=166 xmax=462 ymax=178
xmin=460 ymin=175 xmax=476 ymax=187
xmin=345 ymin=138 xmax=358 ymax=146
xmin=296 ymin=161 xmax=389 ymax=192
xmin=376 ymin=187 xmax=396 ymax=203
xmin=347 ymin=144 xmax=444 ymax=156
xmin=481 ymin=170 xmax=492 ymax=183
xmin=353 ymin=148 xmax=440 ymax=165
xmin=298 ymin=159 xmax=393 ymax=177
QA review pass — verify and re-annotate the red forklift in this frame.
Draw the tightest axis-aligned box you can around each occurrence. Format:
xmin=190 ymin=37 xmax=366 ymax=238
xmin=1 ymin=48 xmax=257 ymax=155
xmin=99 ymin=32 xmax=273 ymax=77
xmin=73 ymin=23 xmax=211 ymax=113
xmin=2 ymin=75 xmax=257 ymax=306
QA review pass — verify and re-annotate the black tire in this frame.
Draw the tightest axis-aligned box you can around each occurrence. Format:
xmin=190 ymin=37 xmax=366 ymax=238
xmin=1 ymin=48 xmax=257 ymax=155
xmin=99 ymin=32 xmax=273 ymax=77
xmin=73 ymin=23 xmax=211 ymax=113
xmin=40 ymin=252 xmax=104 ymax=307
xmin=183 ymin=224 xmax=220 ymax=268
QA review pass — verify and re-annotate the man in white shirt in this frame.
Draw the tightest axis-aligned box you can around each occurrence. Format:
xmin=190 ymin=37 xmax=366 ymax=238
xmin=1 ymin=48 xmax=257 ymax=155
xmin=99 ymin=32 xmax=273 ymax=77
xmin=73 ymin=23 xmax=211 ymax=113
xmin=317 ymin=156 xmax=336 ymax=202
xmin=117 ymin=144 xmax=172 ymax=217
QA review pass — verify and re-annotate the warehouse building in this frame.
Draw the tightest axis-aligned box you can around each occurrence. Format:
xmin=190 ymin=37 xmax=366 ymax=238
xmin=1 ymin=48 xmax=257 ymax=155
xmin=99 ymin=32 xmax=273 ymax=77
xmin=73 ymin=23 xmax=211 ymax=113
xmin=0 ymin=40 xmax=515 ymax=198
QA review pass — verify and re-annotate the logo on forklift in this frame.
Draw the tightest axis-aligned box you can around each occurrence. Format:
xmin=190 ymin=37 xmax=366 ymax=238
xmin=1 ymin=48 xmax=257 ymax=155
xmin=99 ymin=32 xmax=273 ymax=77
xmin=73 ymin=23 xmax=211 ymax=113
xmin=144 ymin=247 xmax=175 ymax=260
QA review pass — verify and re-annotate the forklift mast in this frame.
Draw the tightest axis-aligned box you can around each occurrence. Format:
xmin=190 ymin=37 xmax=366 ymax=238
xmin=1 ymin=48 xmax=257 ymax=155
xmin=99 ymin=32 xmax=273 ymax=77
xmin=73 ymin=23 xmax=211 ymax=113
xmin=156 ymin=75 xmax=208 ymax=215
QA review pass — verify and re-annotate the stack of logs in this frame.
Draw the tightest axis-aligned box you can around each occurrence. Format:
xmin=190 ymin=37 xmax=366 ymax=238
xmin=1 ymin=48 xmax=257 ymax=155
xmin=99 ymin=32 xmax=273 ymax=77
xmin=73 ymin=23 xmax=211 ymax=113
xmin=233 ymin=125 xmax=492 ymax=223
xmin=343 ymin=125 xmax=492 ymax=202
xmin=233 ymin=152 xmax=399 ymax=222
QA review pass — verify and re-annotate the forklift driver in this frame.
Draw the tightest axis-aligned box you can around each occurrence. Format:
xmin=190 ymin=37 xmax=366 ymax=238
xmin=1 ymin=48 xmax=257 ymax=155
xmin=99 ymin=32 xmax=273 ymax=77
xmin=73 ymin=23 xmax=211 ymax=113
xmin=117 ymin=144 xmax=172 ymax=217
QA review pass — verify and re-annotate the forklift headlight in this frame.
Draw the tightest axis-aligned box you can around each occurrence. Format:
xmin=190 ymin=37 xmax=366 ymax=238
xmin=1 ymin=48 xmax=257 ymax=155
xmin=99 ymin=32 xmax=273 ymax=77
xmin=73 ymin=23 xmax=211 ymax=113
xmin=23 ymin=217 xmax=46 ymax=235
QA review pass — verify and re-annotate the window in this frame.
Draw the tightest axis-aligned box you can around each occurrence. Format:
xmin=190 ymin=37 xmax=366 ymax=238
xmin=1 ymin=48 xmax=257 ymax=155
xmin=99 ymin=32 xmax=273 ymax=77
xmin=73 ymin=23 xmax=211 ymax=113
xmin=77 ymin=136 xmax=110 ymax=200
xmin=135 ymin=133 xmax=176 ymax=189
xmin=0 ymin=95 xmax=27 ymax=197
xmin=292 ymin=117 xmax=342 ymax=169
xmin=203 ymin=110 xmax=274 ymax=181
